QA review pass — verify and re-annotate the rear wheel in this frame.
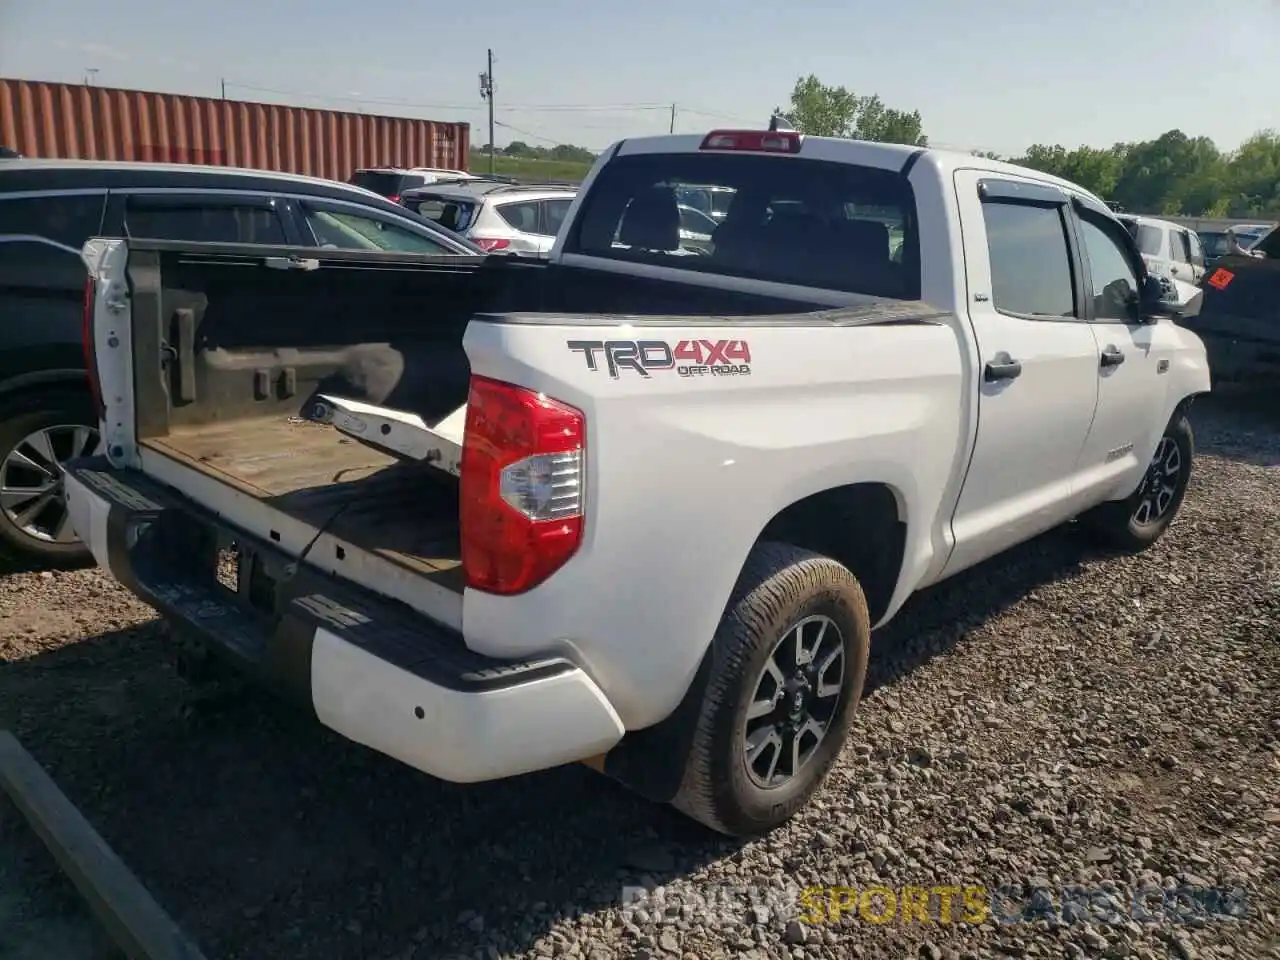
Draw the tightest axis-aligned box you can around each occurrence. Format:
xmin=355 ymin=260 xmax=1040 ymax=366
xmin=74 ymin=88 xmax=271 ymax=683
xmin=671 ymin=542 xmax=870 ymax=836
xmin=0 ymin=391 xmax=98 ymax=568
xmin=1080 ymin=413 xmax=1194 ymax=553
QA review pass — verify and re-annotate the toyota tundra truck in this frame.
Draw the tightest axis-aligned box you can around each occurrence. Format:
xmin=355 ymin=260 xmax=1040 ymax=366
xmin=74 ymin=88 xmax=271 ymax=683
xmin=64 ymin=129 xmax=1211 ymax=837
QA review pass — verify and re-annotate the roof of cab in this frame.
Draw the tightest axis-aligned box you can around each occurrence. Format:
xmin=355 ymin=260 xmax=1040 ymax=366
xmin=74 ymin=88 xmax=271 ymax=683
xmin=611 ymin=133 xmax=1108 ymax=210
xmin=0 ymin=158 xmax=394 ymax=204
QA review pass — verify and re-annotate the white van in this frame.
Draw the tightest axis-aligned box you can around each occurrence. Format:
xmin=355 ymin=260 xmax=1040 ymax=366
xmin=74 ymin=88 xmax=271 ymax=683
xmin=1118 ymin=214 xmax=1206 ymax=284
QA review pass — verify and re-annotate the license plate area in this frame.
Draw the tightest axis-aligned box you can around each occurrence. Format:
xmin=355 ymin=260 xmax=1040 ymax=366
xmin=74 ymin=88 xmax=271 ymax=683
xmin=210 ymin=530 xmax=284 ymax=617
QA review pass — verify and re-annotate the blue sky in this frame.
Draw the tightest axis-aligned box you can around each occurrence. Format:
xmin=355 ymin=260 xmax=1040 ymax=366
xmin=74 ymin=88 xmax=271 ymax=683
xmin=1 ymin=0 xmax=1276 ymax=156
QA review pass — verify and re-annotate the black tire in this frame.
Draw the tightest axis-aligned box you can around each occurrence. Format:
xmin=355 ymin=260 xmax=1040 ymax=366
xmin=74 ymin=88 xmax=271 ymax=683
xmin=1080 ymin=412 xmax=1194 ymax=553
xmin=0 ymin=389 xmax=97 ymax=569
xmin=671 ymin=541 xmax=871 ymax=836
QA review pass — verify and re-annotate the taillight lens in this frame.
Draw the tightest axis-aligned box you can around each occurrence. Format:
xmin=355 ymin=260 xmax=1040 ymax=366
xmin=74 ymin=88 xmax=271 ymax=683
xmin=82 ymin=277 xmax=105 ymax=419
xmin=460 ymin=375 xmax=585 ymax=595
xmin=473 ymin=237 xmax=511 ymax=252
xmin=388 ymin=194 xmax=401 ymax=204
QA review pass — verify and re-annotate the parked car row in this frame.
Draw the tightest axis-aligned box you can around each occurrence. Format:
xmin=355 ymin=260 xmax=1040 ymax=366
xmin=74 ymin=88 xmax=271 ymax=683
xmin=400 ymin=178 xmax=578 ymax=255
xmin=0 ymin=158 xmax=484 ymax=567
xmin=1117 ymin=214 xmax=1208 ymax=285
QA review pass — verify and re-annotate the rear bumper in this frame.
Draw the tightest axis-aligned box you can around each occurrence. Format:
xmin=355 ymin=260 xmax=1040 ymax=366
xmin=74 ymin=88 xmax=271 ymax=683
xmin=63 ymin=458 xmax=624 ymax=783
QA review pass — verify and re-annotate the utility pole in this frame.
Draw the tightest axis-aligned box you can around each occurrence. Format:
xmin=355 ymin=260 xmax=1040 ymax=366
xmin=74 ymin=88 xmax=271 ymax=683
xmin=479 ymin=50 xmax=495 ymax=175
xmin=669 ymin=103 xmax=676 ymax=134
xmin=220 ymin=78 xmax=226 ymax=100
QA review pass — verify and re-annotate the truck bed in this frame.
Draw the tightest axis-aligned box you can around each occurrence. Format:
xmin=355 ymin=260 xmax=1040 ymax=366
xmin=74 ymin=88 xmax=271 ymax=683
xmin=140 ymin=418 xmax=463 ymax=589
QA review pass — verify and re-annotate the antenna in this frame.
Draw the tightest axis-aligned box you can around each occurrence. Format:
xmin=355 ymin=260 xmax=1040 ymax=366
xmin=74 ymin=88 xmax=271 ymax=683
xmin=769 ymin=110 xmax=796 ymax=133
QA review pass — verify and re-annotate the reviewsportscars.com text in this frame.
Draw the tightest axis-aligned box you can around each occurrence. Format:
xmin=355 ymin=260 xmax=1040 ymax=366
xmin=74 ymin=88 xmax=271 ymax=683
xmin=618 ymin=883 xmax=1251 ymax=929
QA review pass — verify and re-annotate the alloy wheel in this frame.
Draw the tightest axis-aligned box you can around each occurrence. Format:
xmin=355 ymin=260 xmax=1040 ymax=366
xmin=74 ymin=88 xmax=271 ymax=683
xmin=1132 ymin=436 xmax=1182 ymax=526
xmin=1 ymin=424 xmax=98 ymax=544
xmin=741 ymin=614 xmax=846 ymax=789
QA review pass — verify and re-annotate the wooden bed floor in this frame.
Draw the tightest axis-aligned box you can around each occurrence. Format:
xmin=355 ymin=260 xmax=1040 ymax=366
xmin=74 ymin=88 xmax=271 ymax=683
xmin=141 ymin=418 xmax=462 ymax=587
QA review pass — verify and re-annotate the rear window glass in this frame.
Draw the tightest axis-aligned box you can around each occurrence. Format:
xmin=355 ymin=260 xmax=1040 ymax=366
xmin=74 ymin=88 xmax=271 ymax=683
xmin=412 ymin=195 xmax=478 ymax=233
xmin=1256 ymin=227 xmax=1279 ymax=258
xmin=565 ymin=153 xmax=919 ymax=298
xmin=350 ymin=171 xmax=409 ymax=196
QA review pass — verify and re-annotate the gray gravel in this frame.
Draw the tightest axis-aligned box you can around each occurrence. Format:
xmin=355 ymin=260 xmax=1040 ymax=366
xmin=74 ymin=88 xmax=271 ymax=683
xmin=2 ymin=392 xmax=1278 ymax=960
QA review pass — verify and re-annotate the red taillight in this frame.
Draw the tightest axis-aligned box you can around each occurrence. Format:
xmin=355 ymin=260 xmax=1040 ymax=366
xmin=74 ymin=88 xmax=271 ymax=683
xmin=388 ymin=194 xmax=401 ymax=204
xmin=473 ymin=237 xmax=511 ymax=252
xmin=700 ymin=129 xmax=802 ymax=154
xmin=82 ymin=277 xmax=105 ymax=419
xmin=460 ymin=375 xmax=585 ymax=595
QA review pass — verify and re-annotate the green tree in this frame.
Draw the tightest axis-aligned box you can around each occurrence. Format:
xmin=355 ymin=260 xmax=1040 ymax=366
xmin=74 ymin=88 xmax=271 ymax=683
xmin=1010 ymin=128 xmax=1280 ymax=218
xmin=1013 ymin=143 xmax=1126 ymax=200
xmin=786 ymin=75 xmax=927 ymax=146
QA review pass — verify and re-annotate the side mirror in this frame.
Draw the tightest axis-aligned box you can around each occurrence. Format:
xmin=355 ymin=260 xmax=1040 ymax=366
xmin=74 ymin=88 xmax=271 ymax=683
xmin=1139 ymin=274 xmax=1203 ymax=322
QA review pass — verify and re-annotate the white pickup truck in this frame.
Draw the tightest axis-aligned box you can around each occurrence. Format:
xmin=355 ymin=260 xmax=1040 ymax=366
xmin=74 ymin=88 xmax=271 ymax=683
xmin=66 ymin=129 xmax=1210 ymax=837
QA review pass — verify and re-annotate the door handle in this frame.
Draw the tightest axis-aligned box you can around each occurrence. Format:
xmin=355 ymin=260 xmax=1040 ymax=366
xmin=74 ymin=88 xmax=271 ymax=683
xmin=984 ymin=354 xmax=1022 ymax=382
xmin=1100 ymin=346 xmax=1126 ymax=368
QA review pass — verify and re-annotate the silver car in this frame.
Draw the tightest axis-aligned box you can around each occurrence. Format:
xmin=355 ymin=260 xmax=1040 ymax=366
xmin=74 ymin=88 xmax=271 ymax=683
xmin=401 ymin=180 xmax=577 ymax=256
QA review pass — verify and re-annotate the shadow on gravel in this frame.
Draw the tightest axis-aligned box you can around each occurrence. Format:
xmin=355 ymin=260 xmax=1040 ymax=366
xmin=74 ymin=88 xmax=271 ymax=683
xmin=1192 ymin=384 xmax=1280 ymax=468
xmin=0 ymin=524 xmax=1110 ymax=960
xmin=867 ymin=524 xmax=1090 ymax=696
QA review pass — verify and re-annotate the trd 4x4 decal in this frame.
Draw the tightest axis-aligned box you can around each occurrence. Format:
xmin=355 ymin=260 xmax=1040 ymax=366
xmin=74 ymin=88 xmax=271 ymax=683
xmin=567 ymin=338 xmax=752 ymax=380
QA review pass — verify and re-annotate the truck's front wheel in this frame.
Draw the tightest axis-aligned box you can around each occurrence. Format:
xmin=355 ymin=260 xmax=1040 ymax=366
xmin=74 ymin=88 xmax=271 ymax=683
xmin=672 ymin=542 xmax=870 ymax=837
xmin=1080 ymin=412 xmax=1194 ymax=553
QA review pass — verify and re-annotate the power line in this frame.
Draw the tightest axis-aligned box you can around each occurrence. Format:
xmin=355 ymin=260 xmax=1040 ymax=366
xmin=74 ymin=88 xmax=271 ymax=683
xmin=221 ymin=80 xmax=672 ymax=114
xmin=494 ymin=119 xmax=561 ymax=146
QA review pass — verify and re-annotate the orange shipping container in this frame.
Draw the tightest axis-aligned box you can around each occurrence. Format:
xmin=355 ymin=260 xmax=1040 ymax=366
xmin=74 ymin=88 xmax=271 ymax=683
xmin=0 ymin=78 xmax=470 ymax=180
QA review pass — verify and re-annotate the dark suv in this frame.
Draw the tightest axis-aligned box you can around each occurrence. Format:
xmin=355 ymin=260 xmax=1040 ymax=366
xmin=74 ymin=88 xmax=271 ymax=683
xmin=0 ymin=159 xmax=482 ymax=567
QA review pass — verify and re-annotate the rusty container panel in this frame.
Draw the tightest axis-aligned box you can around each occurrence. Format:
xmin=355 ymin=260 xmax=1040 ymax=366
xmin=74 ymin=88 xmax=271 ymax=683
xmin=0 ymin=78 xmax=470 ymax=180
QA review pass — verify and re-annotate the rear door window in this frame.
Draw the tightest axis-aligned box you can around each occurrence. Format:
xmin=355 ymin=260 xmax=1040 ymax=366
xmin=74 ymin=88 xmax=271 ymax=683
xmin=124 ymin=198 xmax=287 ymax=244
xmin=565 ymin=152 xmax=919 ymax=298
xmin=300 ymin=204 xmax=454 ymax=254
xmin=542 ymin=198 xmax=573 ymax=237
xmin=496 ymin=199 xmax=543 ymax=235
xmin=981 ymin=199 xmax=1076 ymax=319
xmin=0 ymin=193 xmax=108 ymax=293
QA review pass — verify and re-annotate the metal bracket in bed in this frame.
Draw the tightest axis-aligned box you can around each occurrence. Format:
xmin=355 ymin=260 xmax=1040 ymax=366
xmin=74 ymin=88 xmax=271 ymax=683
xmin=306 ymin=394 xmax=465 ymax=477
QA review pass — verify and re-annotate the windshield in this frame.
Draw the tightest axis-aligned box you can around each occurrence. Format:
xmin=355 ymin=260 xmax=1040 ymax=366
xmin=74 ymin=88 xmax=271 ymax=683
xmin=1199 ymin=232 xmax=1230 ymax=257
xmin=567 ymin=152 xmax=919 ymax=299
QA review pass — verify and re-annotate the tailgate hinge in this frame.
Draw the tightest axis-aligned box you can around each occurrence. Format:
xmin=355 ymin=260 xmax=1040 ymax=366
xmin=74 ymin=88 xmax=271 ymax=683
xmin=306 ymin=395 xmax=465 ymax=477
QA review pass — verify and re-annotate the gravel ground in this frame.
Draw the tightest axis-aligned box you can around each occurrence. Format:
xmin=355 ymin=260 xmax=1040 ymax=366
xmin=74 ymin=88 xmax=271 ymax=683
xmin=2 ymin=392 xmax=1278 ymax=960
